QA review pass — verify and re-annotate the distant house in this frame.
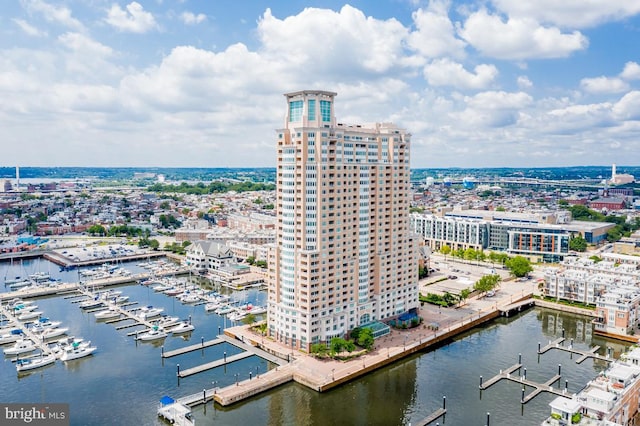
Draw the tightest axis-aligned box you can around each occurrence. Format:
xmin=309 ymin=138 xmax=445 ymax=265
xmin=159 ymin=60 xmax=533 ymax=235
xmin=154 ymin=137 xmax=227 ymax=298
xmin=185 ymin=240 xmax=233 ymax=272
xmin=589 ymin=197 xmax=626 ymax=210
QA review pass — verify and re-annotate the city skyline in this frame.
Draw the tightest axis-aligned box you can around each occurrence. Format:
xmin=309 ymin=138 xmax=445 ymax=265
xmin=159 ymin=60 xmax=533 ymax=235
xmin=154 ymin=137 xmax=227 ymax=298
xmin=1 ymin=1 xmax=640 ymax=168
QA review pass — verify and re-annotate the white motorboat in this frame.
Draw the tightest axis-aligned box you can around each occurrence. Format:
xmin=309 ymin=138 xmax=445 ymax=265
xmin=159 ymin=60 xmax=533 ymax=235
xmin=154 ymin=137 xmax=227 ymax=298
xmin=228 ymin=311 xmax=248 ymax=322
xmin=247 ymin=305 xmax=267 ymax=315
xmin=204 ymin=302 xmax=221 ymax=312
xmin=4 ymin=339 xmax=37 ymax=355
xmin=37 ymin=327 xmax=69 ymax=340
xmin=137 ymin=326 xmax=167 ymax=341
xmin=13 ymin=303 xmax=38 ymax=313
xmin=214 ymin=305 xmax=234 ymax=315
xmin=137 ymin=306 xmax=164 ymax=320
xmin=167 ymin=321 xmax=194 ymax=335
xmin=7 ymin=298 xmax=35 ymax=309
xmin=49 ymin=337 xmax=88 ymax=354
xmin=155 ymin=316 xmax=180 ymax=328
xmin=179 ymin=293 xmax=201 ymax=304
xmin=59 ymin=342 xmax=97 ymax=361
xmin=94 ymin=309 xmax=121 ymax=320
xmin=113 ymin=295 xmax=129 ymax=304
xmin=163 ymin=287 xmax=184 ymax=297
xmin=34 ymin=318 xmax=62 ymax=329
xmin=16 ymin=353 xmax=56 ymax=372
xmin=29 ymin=272 xmax=51 ymax=282
xmin=79 ymin=298 xmax=104 ymax=310
xmin=17 ymin=310 xmax=43 ymax=321
xmin=151 ymin=283 xmax=171 ymax=292
xmin=0 ymin=329 xmax=24 ymax=345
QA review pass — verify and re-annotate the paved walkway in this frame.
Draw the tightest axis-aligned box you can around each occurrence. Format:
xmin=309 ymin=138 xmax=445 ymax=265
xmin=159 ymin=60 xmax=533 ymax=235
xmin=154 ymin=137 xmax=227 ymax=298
xmin=221 ymin=278 xmax=537 ymax=398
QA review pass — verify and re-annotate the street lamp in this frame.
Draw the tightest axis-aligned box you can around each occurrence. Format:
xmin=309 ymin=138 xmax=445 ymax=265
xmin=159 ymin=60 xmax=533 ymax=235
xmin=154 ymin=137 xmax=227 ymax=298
xmin=332 ymin=368 xmax=335 ymax=381
xmin=212 ymin=381 xmax=218 ymax=395
xmin=234 ymin=373 xmax=239 ymax=386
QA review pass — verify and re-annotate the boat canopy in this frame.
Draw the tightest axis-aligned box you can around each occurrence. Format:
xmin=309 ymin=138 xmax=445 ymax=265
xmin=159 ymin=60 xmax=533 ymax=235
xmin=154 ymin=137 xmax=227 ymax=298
xmin=159 ymin=396 xmax=174 ymax=406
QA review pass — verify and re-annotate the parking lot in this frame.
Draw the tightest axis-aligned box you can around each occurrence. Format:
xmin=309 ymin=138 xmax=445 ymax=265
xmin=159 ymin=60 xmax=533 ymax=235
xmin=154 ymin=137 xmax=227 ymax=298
xmin=420 ymin=254 xmax=512 ymax=297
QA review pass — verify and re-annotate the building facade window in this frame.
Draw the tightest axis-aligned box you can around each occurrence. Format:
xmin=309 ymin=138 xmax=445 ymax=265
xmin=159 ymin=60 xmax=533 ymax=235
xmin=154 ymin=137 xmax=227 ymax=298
xmin=289 ymin=100 xmax=303 ymax=122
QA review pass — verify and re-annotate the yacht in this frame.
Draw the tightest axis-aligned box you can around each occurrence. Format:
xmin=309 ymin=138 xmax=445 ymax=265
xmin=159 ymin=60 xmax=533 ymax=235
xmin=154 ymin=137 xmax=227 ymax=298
xmin=78 ymin=298 xmax=104 ymax=310
xmin=37 ymin=327 xmax=69 ymax=340
xmin=155 ymin=316 xmax=180 ymax=329
xmin=228 ymin=311 xmax=248 ymax=322
xmin=59 ymin=343 xmax=97 ymax=361
xmin=137 ymin=326 xmax=167 ymax=341
xmin=0 ymin=329 xmax=24 ymax=345
xmin=167 ymin=321 xmax=195 ymax=335
xmin=94 ymin=309 xmax=121 ymax=320
xmin=214 ymin=305 xmax=235 ymax=315
xmin=16 ymin=353 xmax=56 ymax=372
xmin=16 ymin=310 xmax=43 ymax=321
xmin=137 ymin=306 xmax=164 ymax=320
xmin=4 ymin=339 xmax=37 ymax=355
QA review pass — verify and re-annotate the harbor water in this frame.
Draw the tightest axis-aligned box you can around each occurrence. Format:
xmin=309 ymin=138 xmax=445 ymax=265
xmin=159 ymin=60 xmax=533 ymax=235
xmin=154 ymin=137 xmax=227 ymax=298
xmin=1 ymin=258 xmax=630 ymax=425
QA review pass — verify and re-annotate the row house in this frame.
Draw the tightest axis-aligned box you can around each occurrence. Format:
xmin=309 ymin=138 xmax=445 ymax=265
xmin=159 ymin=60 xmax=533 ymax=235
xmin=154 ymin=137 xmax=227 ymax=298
xmin=544 ymin=347 xmax=640 ymax=425
xmin=594 ymin=286 xmax=640 ymax=336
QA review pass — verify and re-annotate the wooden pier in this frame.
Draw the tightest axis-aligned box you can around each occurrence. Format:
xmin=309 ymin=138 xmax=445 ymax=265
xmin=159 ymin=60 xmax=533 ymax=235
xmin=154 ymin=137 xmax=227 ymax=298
xmin=178 ymin=352 xmax=254 ymax=378
xmin=414 ymin=408 xmax=446 ymax=426
xmin=538 ymin=337 xmax=614 ymax=364
xmin=0 ymin=268 xmax=191 ymax=303
xmin=479 ymin=362 xmax=571 ymax=404
xmin=162 ymin=338 xmax=224 ymax=358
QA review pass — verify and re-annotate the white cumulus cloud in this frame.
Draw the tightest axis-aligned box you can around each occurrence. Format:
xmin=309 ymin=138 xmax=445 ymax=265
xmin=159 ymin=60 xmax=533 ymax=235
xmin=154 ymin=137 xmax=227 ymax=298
xmin=621 ymin=62 xmax=640 ymax=81
xmin=459 ymin=9 xmax=588 ymax=60
xmin=21 ymin=0 xmax=84 ymax=31
xmin=406 ymin=1 xmax=467 ymax=60
xmin=105 ymin=2 xmax=158 ymax=33
xmin=180 ymin=11 xmax=207 ymax=25
xmin=517 ymin=76 xmax=533 ymax=89
xmin=257 ymin=6 xmax=409 ymax=74
xmin=423 ymin=58 xmax=497 ymax=90
xmin=612 ymin=91 xmax=640 ymax=121
xmin=580 ymin=76 xmax=629 ymax=94
xmin=490 ymin=0 xmax=640 ymax=29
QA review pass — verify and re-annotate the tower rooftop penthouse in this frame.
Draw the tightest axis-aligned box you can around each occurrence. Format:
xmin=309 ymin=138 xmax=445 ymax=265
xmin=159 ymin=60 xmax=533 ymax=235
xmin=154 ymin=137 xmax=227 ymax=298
xmin=268 ymin=90 xmax=418 ymax=350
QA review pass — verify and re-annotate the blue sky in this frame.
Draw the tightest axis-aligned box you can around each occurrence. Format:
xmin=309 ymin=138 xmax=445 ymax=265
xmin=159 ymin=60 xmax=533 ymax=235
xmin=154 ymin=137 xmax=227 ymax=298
xmin=2 ymin=1 xmax=640 ymax=168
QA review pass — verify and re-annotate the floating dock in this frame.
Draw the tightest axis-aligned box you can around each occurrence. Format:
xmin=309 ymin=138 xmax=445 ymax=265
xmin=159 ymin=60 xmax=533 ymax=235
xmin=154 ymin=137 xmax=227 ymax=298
xmin=479 ymin=362 xmax=570 ymax=404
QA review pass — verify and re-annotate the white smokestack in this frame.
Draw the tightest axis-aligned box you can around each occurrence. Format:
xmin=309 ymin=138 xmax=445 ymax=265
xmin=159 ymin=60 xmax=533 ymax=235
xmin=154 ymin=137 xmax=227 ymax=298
xmin=15 ymin=166 xmax=19 ymax=190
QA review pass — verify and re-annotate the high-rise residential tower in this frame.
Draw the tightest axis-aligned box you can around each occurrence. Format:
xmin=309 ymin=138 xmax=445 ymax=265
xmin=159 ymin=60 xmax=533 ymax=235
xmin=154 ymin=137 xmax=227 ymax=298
xmin=267 ymin=90 xmax=418 ymax=350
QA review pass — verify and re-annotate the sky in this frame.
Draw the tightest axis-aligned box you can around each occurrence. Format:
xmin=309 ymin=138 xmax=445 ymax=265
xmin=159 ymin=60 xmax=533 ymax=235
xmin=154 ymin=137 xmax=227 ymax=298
xmin=1 ymin=0 xmax=640 ymax=169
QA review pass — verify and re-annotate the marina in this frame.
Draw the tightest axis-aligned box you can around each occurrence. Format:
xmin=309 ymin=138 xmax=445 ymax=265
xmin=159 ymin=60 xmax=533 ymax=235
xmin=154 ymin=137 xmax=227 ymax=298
xmin=0 ymin=256 xmax=632 ymax=425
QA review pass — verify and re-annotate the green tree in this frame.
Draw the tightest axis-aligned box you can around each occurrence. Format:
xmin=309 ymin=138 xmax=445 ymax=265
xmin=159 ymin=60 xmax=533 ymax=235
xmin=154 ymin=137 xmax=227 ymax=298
xmin=357 ymin=328 xmax=374 ymax=350
xmin=242 ymin=313 xmax=256 ymax=325
xmin=255 ymin=260 xmax=267 ymax=268
xmin=310 ymin=343 xmax=328 ymax=358
xmin=440 ymin=245 xmax=451 ymax=257
xmin=474 ymin=274 xmax=501 ymax=294
xmin=505 ymin=256 xmax=533 ymax=278
xmin=330 ymin=337 xmax=347 ymax=356
xmin=87 ymin=224 xmax=106 ymax=236
xmin=246 ymin=256 xmax=256 ymax=265
xmin=569 ymin=236 xmax=588 ymax=252
xmin=149 ymin=239 xmax=160 ymax=250
xmin=458 ymin=288 xmax=471 ymax=306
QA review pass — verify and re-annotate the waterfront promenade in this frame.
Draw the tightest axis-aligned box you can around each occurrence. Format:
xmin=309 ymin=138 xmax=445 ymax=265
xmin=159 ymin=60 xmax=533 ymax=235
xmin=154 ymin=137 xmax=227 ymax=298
xmin=172 ymin=279 xmax=539 ymax=407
